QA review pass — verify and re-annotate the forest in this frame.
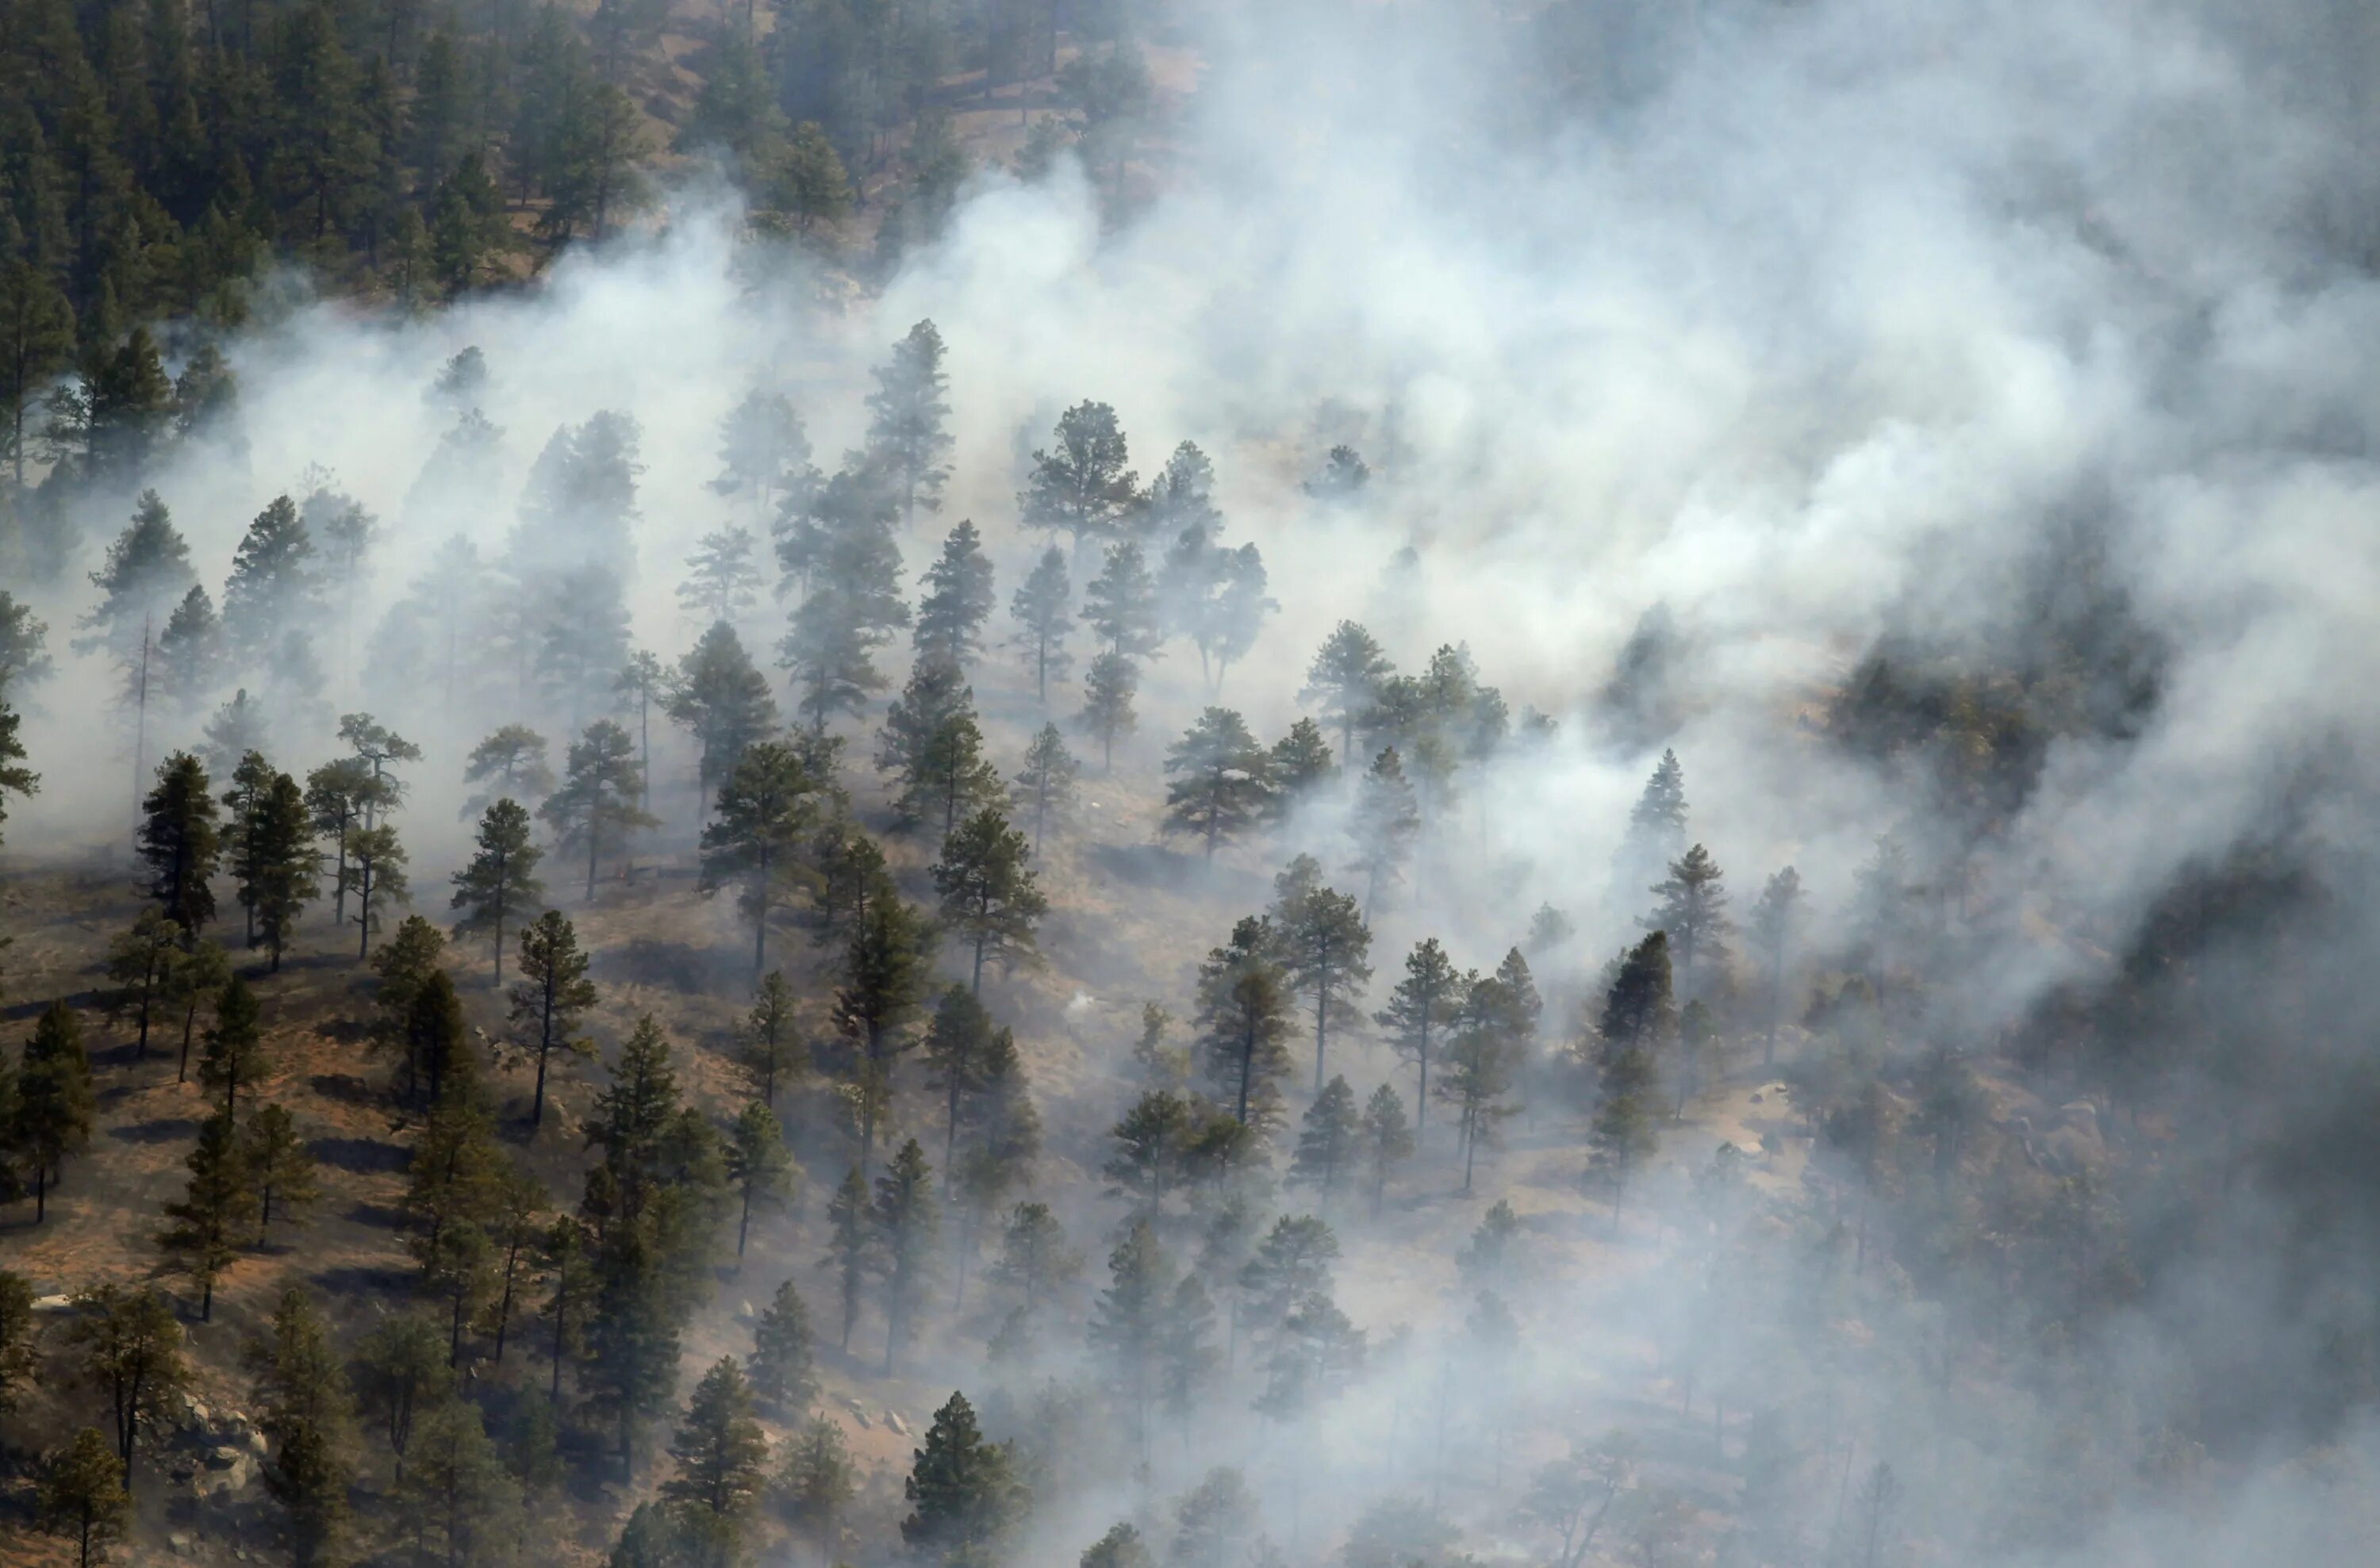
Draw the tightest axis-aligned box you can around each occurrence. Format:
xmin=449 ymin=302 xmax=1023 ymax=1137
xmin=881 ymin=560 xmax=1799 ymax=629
xmin=4 ymin=1 xmax=2380 ymax=1567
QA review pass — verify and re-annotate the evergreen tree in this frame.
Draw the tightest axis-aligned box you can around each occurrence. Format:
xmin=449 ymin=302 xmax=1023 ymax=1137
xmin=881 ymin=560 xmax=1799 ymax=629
xmin=726 ymin=1101 xmax=793 ymax=1259
xmin=739 ymin=970 xmax=805 ymax=1109
xmin=821 ymin=1164 xmax=869 ymax=1352
xmin=401 ymin=1397 xmax=522 ymax=1566
xmin=1009 ymin=545 xmax=1074 ymax=703
xmin=663 ymin=1358 xmax=772 ymax=1564
xmin=154 ymin=586 xmax=222 ymax=710
xmin=1084 ymin=539 xmax=1161 ymax=662
xmin=1022 ymin=400 xmax=1139 ymax=554
xmin=532 ymin=567 xmax=635 ymax=730
xmin=1617 ymin=747 xmax=1689 ymax=897
xmin=0 ymin=700 xmax=31 ymax=848
xmin=1103 ymin=1090 xmax=1197 ymax=1218
xmin=1439 ymin=972 xmax=1526 ymax=1193
xmin=586 ymin=1222 xmax=681 ymax=1480
xmin=678 ymin=527 xmax=764 ymax=626
xmin=2 ymin=262 xmax=77 ymax=494
xmin=777 ymin=1416 xmax=858 ymax=1547
xmin=1011 ymin=722 xmax=1081 ymax=854
xmin=0 ymin=592 xmax=51 ymax=700
xmin=354 ymin=1314 xmax=451 ymax=1485
xmin=221 ymin=494 xmax=319 ymax=662
xmin=831 ymin=897 xmax=933 ymax=1168
xmin=1169 ymin=1468 xmax=1263 ymax=1568
xmin=67 ymin=1283 xmax=190 ymax=1482
xmin=988 ymin=1200 xmax=1083 ymax=1340
xmin=102 ymin=910 xmax=181 ymax=1059
xmin=915 ymin=518 xmax=997 ymax=670
xmin=451 ymin=799 xmax=543 ymax=985
xmin=342 ymin=822 xmax=409 ymax=958
xmin=712 ymin=387 xmax=812 ymax=517
xmin=1646 ymin=842 xmax=1729 ymax=993
xmin=1588 ymin=933 xmax=1672 ymax=1222
xmin=538 ymin=1219 xmax=598 ymax=1401
xmin=668 ymin=619 xmax=779 ymax=807
xmin=1746 ymin=866 xmax=1805 ymax=1069
xmin=1090 ymin=1219 xmax=1176 ymax=1459
xmin=510 ymin=911 xmax=597 ymax=1129
xmin=1347 ymin=746 xmax=1421 ymax=917
xmin=1238 ymin=1216 xmax=1342 ymax=1346
xmin=1273 ymin=868 xmax=1372 ymax=1091
xmin=15 ymin=1000 xmax=97 ymax=1222
xmin=1082 ymin=1521 xmax=1154 ymax=1568
xmin=1289 ymin=1075 xmax=1362 ymax=1202
xmin=159 ymin=1112 xmax=255 ymax=1320
xmin=748 ymin=1279 xmax=819 ymax=1414
xmin=1164 ymin=707 xmax=1275 ymax=861
xmin=460 ymin=724 xmax=554 ymax=821
xmin=250 ymin=769 xmax=318 ymax=971
xmin=1301 ymin=622 xmax=1393 ymax=765
xmin=338 ymin=711 xmax=424 ymax=832
xmin=700 ymin=740 xmax=823 ymax=976
xmin=221 ymin=751 xmax=276 ymax=951
xmin=900 ymin=1390 xmax=1022 ymax=1563
xmin=305 ymin=757 xmax=375 ymax=928
xmin=163 ymin=941 xmax=232 ymax=1087
xmin=36 ymin=1428 xmax=128 ymax=1568
xmin=204 ymin=695 xmax=273 ymax=787
xmin=776 ymin=470 xmax=908 ymax=728
xmin=863 ymin=320 xmax=954 ymax=526
xmin=922 ymin=985 xmax=998 ymax=1170
xmin=878 ymin=661 xmax=1002 ymax=836
xmin=1198 ymin=545 xmax=1274 ymax=689
xmin=1268 ymin=718 xmax=1335 ymax=812
xmin=934 ymin=807 xmax=1047 ymax=993
xmin=777 ymin=123 xmax=854 ymax=234
xmin=541 ymin=719 xmax=656 ymax=900
xmin=872 ymin=1137 xmax=939 ymax=1374
xmin=1196 ymin=917 xmax=1295 ymax=1133
xmin=247 ymin=1282 xmax=359 ymax=1568
xmin=242 ymin=1102 xmax=321 ymax=1242
xmin=1077 ymin=649 xmax=1138 ymax=772
xmin=138 ymin=751 xmax=221 ymax=934
xmin=1359 ymin=1084 xmax=1415 ymax=1215
xmin=79 ymin=493 xmax=196 ymax=668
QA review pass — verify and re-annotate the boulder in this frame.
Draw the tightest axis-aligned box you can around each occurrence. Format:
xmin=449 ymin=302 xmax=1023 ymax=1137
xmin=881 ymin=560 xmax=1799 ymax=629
xmin=168 ymin=1532 xmax=194 ymax=1557
xmin=32 ymin=1294 xmax=72 ymax=1313
xmin=885 ymin=1410 xmax=909 ymax=1436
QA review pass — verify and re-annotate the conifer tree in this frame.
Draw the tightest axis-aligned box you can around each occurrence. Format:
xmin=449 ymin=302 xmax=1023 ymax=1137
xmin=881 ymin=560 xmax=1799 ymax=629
xmin=222 ymin=495 xmax=320 ymax=662
xmin=821 ymin=1165 xmax=869 ymax=1352
xmin=338 ymin=712 xmax=424 ymax=834
xmin=934 ymin=807 xmax=1048 ymax=993
xmin=832 ymin=897 xmax=933 ymax=1168
xmin=1104 ymin=1090 xmax=1196 ymax=1218
xmin=1164 ymin=707 xmax=1275 ymax=861
xmin=900 ymin=1390 xmax=1022 ymax=1563
xmin=1360 ymin=1084 xmax=1415 ymax=1215
xmin=342 ymin=823 xmax=409 ymax=958
xmin=1084 ymin=539 xmax=1161 ymax=663
xmin=1009 ymin=545 xmax=1074 ymax=703
xmin=139 ymin=752 xmax=221 ymax=934
xmin=0 ymin=592 xmax=48 ymax=698
xmin=1169 ymin=1468 xmax=1263 ymax=1568
xmin=1269 ymin=718 xmax=1335 ymax=811
xmin=3 ymin=262 xmax=78 ymax=494
xmin=669 ymin=620 xmax=779 ymax=807
xmin=712 ymin=387 xmax=812 ymax=517
xmin=159 ymin=1113 xmax=254 ymax=1320
xmin=1077 ymin=650 xmax=1138 ymax=772
xmin=864 ymin=320 xmax=954 ymax=526
xmin=1091 ymin=1219 xmax=1177 ymax=1459
xmin=1589 ymin=933 xmax=1672 ymax=1222
xmin=1348 ymin=746 xmax=1421 ymax=917
xmin=165 ymin=941 xmax=232 ymax=1087
xmin=203 ymin=696 xmax=273 ymax=788
xmin=15 ymin=1001 xmax=97 ymax=1222
xmin=451 ymin=799 xmax=543 ymax=985
xmin=304 ymin=757 xmax=374 ymax=927
xmin=700 ymin=739 xmax=823 ymax=976
xmin=1022 ymin=400 xmax=1139 ymax=554
xmin=243 ymin=1103 xmax=321 ymax=1243
xmin=678 ymin=527 xmax=764 ymax=626
xmin=726 ymin=1101 xmax=793 ymax=1259
xmin=872 ymin=1137 xmax=939 ymax=1374
xmin=1439 ymin=973 xmax=1526 ymax=1193
xmin=79 ymin=493 xmax=196 ymax=668
xmin=67 ymin=1284 xmax=190 ymax=1485
xmin=1238 ymin=1216 xmax=1342 ymax=1346
xmin=538 ymin=1220 xmax=597 ymax=1401
xmin=0 ymin=699 xmax=34 ymax=846
xmin=543 ymin=719 xmax=657 ymax=900
xmin=777 ymin=1416 xmax=857 ymax=1547
xmin=1747 ymin=866 xmax=1805 ymax=1068
xmin=102 ymin=910 xmax=181 ymax=1058
xmin=155 ymin=586 xmax=223 ymax=710
xmin=403 ymin=1397 xmax=523 ymax=1564
xmin=1273 ymin=868 xmax=1372 ymax=1090
xmin=511 ymin=911 xmax=597 ymax=1129
xmin=354 ymin=1314 xmax=452 ymax=1485
xmin=460 ymin=724 xmax=554 ymax=821
xmin=748 ymin=1279 xmax=818 ymax=1414
xmin=777 ymin=470 xmax=908 ymax=726
xmin=1196 ymin=917 xmax=1295 ymax=1133
xmin=1618 ymin=747 xmax=1689 ymax=897
xmin=664 ymin=1358 xmax=773 ymax=1563
xmin=250 ymin=770 xmax=318 ymax=970
xmin=1646 ymin=843 xmax=1729 ymax=993
xmin=586 ymin=1225 xmax=681 ymax=1481
xmin=1082 ymin=1521 xmax=1154 ymax=1568
xmin=1011 ymin=722 xmax=1081 ymax=854
xmin=221 ymin=750 xmax=276 ymax=948
xmin=1289 ymin=1076 xmax=1362 ymax=1202
xmin=36 ymin=1428 xmax=128 ymax=1568
xmin=921 ymin=985 xmax=997 ymax=1170
xmin=916 ymin=518 xmax=997 ymax=670
xmin=1302 ymin=623 xmax=1393 ymax=765
xmin=248 ymin=1282 xmax=359 ymax=1568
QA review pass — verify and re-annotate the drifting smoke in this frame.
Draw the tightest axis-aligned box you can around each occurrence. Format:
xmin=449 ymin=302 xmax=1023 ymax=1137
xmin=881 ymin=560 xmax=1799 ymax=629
xmin=11 ymin=0 xmax=2380 ymax=1562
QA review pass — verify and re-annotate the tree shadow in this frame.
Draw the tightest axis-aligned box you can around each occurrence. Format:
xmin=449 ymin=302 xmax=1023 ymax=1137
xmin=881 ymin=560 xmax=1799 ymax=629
xmin=593 ymin=937 xmax=739 ymax=996
xmin=311 ymin=1136 xmax=409 ymax=1175
xmin=312 ymin=1263 xmax=413 ymax=1297
xmin=110 ymin=1116 xmax=204 ymax=1144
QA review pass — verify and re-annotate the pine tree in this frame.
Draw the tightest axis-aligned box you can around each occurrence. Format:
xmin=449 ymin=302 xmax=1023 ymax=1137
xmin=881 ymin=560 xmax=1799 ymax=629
xmin=1347 ymin=746 xmax=1421 ymax=918
xmin=1104 ymin=1090 xmax=1196 ymax=1218
xmin=1197 ymin=917 xmax=1295 ymax=1133
xmin=1021 ymin=400 xmax=1139 ymax=554
xmin=872 ymin=1137 xmax=938 ymax=1374
xmin=748 ymin=1279 xmax=818 ymax=1414
xmin=900 ymin=1390 xmax=1022 ymax=1562
xmin=1091 ymin=1219 xmax=1176 ymax=1459
xmin=916 ymin=518 xmax=997 ymax=669
xmin=511 ymin=911 xmax=597 ymax=1129
xmin=154 ymin=586 xmax=223 ymax=711
xmin=354 ymin=1314 xmax=451 ymax=1485
xmin=821 ymin=1165 xmax=869 ymax=1352
xmin=36 ymin=1428 xmax=128 ymax=1568
xmin=305 ymin=485 xmax=378 ymax=679
xmin=877 ymin=661 xmax=1002 ymax=836
xmin=542 ymin=719 xmax=656 ymax=900
xmin=586 ymin=1224 xmax=681 ymax=1480
xmin=451 ymin=799 xmax=543 ymax=985
xmin=159 ymin=1113 xmax=255 ymax=1320
xmin=304 ymin=757 xmax=374 ymax=928
xmin=1169 ymin=1468 xmax=1262 ymax=1568
xmin=247 ymin=1282 xmax=358 ymax=1568
xmin=777 ymin=122 xmax=854 ymax=234
xmin=460 ymin=724 xmax=554 ymax=821
xmin=678 ymin=527 xmax=763 ymax=626
xmin=1009 ymin=545 xmax=1074 ymax=703
xmin=1589 ymin=933 xmax=1672 ymax=1222
xmin=1269 ymin=719 xmax=1335 ymax=812
xmin=1010 ymin=722 xmax=1081 ymax=854
xmin=1273 ymin=869 xmax=1372 ymax=1091
xmin=242 ymin=1103 xmax=321 ymax=1243
xmin=342 ymin=822 xmax=409 ymax=958
xmin=1198 ymin=545 xmax=1274 ymax=690
xmin=934 ymin=808 xmax=1047 ymax=994
xmin=222 ymin=495 xmax=320 ymax=662
xmin=776 ymin=470 xmax=908 ymax=727
xmin=1164 ymin=708 xmax=1275 ymax=861
xmin=15 ymin=1001 xmax=97 ymax=1222
xmin=1747 ymin=866 xmax=1805 ymax=1069
xmin=921 ymin=985 xmax=997 ymax=1170
xmin=0 ymin=700 xmax=31 ymax=849
xmin=1618 ymin=747 xmax=1689 ymax=897
xmin=77 ymin=495 xmax=196 ymax=676
xmin=777 ymin=1417 xmax=857 ymax=1547
xmin=663 ymin=1357 xmax=772 ymax=1562
xmin=1081 ymin=1521 xmax=1154 ymax=1568
xmin=538 ymin=1219 xmax=597 ymax=1401
xmin=1077 ymin=650 xmax=1138 ymax=772
xmin=138 ymin=751 xmax=221 ymax=934
xmin=1646 ymin=843 xmax=1729 ymax=993
xmin=726 ymin=1101 xmax=793 ymax=1259
xmin=0 ymin=593 xmax=49 ymax=700
xmin=831 ymin=897 xmax=934 ymax=1168
xmin=1084 ymin=539 xmax=1161 ymax=662
xmin=164 ymin=941 xmax=232 ymax=1087
xmin=1439 ymin=973 xmax=1525 ymax=1193
xmin=67 ymin=1283 xmax=191 ymax=1483
xmin=1359 ymin=1084 xmax=1415 ymax=1215
xmin=102 ymin=910 xmax=181 ymax=1059
xmin=669 ymin=620 xmax=779 ymax=807
xmin=700 ymin=740 xmax=823 ymax=976
xmin=863 ymin=320 xmax=954 ymax=526
xmin=1302 ymin=623 xmax=1393 ymax=765
xmin=1289 ymin=1076 xmax=1362 ymax=1202
xmin=1238 ymin=1215 xmax=1342 ymax=1346
xmin=400 ymin=1397 xmax=522 ymax=1566
xmin=712 ymin=387 xmax=812 ymax=516
xmin=2 ymin=261 xmax=76 ymax=494
xmin=731 ymin=971 xmax=800 ymax=1110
